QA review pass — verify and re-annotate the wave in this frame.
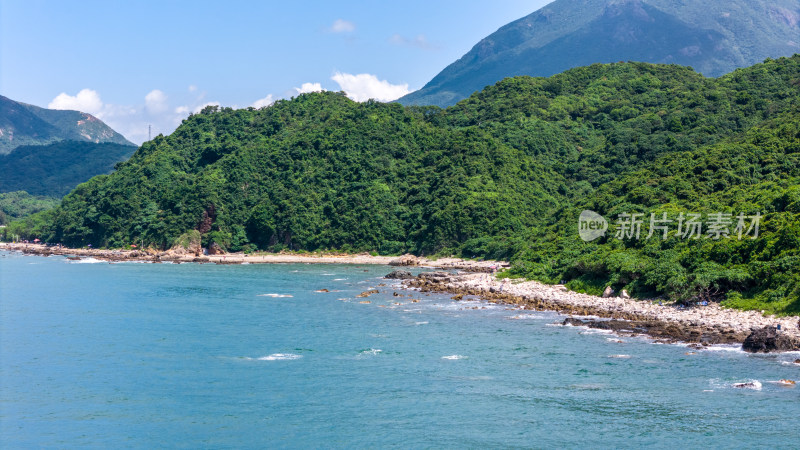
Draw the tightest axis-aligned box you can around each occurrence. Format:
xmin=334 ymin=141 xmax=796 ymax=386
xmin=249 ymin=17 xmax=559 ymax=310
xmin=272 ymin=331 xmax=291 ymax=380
xmin=442 ymin=355 xmax=467 ymax=360
xmin=709 ymin=378 xmax=762 ymax=390
xmin=242 ymin=353 xmax=302 ymax=361
xmin=69 ymin=257 xmax=104 ymax=264
xmin=258 ymin=293 xmax=294 ymax=298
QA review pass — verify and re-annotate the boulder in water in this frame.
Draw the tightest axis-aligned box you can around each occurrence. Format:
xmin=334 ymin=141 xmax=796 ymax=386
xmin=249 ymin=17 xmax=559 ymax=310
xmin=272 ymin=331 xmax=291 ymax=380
xmin=384 ymin=269 xmax=413 ymax=279
xmin=742 ymin=326 xmax=800 ymax=353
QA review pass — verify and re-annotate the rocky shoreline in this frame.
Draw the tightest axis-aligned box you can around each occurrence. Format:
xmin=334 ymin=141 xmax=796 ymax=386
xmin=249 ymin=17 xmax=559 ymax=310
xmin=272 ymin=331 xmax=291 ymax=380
xmin=401 ymin=271 xmax=800 ymax=353
xmin=6 ymin=242 xmax=800 ymax=353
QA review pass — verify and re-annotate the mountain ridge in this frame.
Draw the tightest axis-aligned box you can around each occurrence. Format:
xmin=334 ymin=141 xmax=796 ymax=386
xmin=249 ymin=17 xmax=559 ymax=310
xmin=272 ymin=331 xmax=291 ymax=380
xmin=399 ymin=0 xmax=800 ymax=107
xmin=0 ymin=95 xmax=134 ymax=154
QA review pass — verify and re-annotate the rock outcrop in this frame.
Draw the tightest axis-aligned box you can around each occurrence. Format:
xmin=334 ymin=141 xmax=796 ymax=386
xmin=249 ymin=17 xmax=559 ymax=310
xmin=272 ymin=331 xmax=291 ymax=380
xmin=742 ymin=326 xmax=800 ymax=353
xmin=384 ymin=269 xmax=414 ymax=280
xmin=208 ymin=242 xmax=226 ymax=255
xmin=389 ymin=254 xmax=420 ymax=266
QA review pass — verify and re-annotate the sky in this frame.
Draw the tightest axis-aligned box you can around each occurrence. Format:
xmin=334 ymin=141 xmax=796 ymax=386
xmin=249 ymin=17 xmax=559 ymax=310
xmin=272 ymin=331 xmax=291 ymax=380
xmin=1 ymin=0 xmax=554 ymax=144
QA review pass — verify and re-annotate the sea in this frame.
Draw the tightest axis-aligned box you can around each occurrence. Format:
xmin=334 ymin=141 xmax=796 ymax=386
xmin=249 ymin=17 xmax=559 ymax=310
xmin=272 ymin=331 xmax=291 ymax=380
xmin=2 ymin=250 xmax=799 ymax=448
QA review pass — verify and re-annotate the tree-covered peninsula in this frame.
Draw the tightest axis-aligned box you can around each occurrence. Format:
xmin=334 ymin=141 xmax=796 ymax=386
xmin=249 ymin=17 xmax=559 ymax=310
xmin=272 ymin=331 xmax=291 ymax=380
xmin=7 ymin=56 xmax=800 ymax=313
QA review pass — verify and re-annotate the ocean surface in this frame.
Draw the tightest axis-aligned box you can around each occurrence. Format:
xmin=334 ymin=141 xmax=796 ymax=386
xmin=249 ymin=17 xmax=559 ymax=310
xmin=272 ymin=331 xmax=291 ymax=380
xmin=2 ymin=250 xmax=799 ymax=448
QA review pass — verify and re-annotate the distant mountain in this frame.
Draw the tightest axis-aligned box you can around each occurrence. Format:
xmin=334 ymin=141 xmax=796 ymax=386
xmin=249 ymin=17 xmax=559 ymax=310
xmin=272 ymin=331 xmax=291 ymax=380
xmin=398 ymin=0 xmax=800 ymax=107
xmin=0 ymin=95 xmax=133 ymax=154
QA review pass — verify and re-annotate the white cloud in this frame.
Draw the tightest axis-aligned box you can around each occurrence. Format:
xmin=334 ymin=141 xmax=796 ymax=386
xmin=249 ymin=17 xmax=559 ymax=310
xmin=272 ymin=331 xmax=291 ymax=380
xmin=331 ymin=72 xmax=409 ymax=102
xmin=251 ymin=94 xmax=274 ymax=108
xmin=389 ymin=33 xmax=437 ymax=50
xmin=144 ymin=89 xmax=168 ymax=114
xmin=294 ymin=82 xmax=324 ymax=95
xmin=48 ymin=88 xmax=104 ymax=114
xmin=330 ymin=19 xmax=355 ymax=33
xmin=188 ymin=85 xmax=197 ymax=92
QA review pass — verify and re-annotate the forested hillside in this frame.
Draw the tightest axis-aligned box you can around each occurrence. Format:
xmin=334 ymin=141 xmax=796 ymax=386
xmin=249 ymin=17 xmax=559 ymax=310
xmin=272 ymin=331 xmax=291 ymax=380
xmin=0 ymin=141 xmax=137 ymax=197
xmin=7 ymin=56 xmax=800 ymax=313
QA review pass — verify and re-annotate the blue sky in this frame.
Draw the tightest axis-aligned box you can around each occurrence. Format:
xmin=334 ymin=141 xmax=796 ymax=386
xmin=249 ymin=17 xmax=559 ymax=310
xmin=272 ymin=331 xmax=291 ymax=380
xmin=1 ymin=0 xmax=554 ymax=144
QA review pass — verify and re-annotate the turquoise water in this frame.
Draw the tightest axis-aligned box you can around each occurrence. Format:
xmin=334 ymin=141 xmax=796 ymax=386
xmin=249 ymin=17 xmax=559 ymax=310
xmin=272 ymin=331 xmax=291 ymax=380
xmin=1 ymin=250 xmax=799 ymax=448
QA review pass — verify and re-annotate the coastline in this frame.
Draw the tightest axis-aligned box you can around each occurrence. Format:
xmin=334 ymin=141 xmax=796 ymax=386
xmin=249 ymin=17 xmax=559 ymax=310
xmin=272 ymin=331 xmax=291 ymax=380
xmin=0 ymin=242 xmax=502 ymax=270
xmin=5 ymin=241 xmax=799 ymax=352
xmin=403 ymin=271 xmax=800 ymax=351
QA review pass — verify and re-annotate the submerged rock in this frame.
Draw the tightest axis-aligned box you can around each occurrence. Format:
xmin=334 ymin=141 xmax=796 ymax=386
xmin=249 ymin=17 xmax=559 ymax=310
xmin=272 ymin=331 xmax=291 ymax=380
xmin=742 ymin=326 xmax=800 ymax=353
xmin=384 ymin=269 xmax=413 ymax=279
xmin=356 ymin=289 xmax=379 ymax=298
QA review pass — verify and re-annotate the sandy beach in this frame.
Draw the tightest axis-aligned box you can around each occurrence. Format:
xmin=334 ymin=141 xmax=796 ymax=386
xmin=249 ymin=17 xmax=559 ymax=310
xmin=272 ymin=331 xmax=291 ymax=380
xmin=0 ymin=242 xmax=502 ymax=270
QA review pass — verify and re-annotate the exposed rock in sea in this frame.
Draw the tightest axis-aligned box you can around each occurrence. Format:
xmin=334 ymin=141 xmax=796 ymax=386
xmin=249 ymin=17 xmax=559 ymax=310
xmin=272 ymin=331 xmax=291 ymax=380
xmin=742 ymin=326 xmax=800 ymax=353
xmin=356 ymin=289 xmax=379 ymax=298
xmin=384 ymin=269 xmax=414 ymax=279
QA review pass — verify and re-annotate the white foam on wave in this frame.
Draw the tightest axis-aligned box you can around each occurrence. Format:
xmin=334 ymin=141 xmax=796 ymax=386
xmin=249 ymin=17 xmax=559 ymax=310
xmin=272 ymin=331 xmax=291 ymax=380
xmin=579 ymin=328 xmax=615 ymax=335
xmin=253 ymin=353 xmax=302 ymax=361
xmin=608 ymin=354 xmax=631 ymax=359
xmin=509 ymin=314 xmax=547 ymax=320
xmin=442 ymin=355 xmax=467 ymax=360
xmin=703 ymin=344 xmax=744 ymax=353
xmin=258 ymin=293 xmax=294 ymax=298
xmin=358 ymin=348 xmax=382 ymax=357
xmin=415 ymin=321 xmax=429 ymax=325
xmin=333 ymin=278 xmax=347 ymax=281
xmin=70 ymin=257 xmax=104 ymax=264
xmin=710 ymin=378 xmax=762 ymax=390
xmin=732 ymin=380 xmax=762 ymax=390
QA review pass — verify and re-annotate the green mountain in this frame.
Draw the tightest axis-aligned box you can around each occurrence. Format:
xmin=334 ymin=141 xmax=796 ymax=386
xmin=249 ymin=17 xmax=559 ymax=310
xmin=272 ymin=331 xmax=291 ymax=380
xmin=0 ymin=95 xmax=136 ymax=202
xmin=7 ymin=56 xmax=800 ymax=313
xmin=0 ymin=191 xmax=60 ymax=226
xmin=0 ymin=95 xmax=133 ymax=154
xmin=0 ymin=141 xmax=138 ymax=197
xmin=398 ymin=0 xmax=800 ymax=107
